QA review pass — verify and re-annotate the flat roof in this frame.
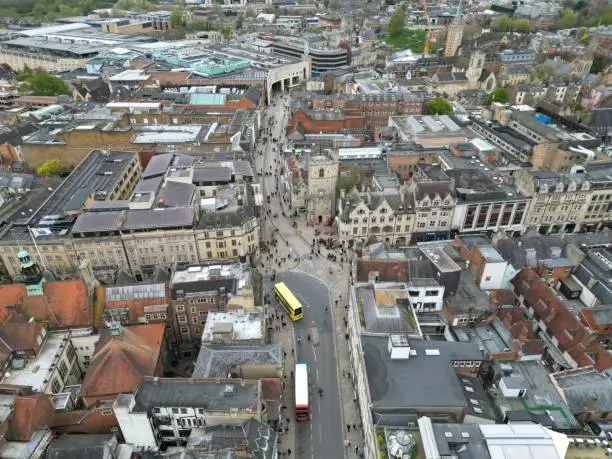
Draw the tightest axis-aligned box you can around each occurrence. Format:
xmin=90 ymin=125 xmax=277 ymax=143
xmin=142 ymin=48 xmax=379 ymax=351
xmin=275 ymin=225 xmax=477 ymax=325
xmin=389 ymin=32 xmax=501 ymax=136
xmin=1 ymin=333 xmax=67 ymax=392
xmin=132 ymin=125 xmax=204 ymax=144
xmin=362 ymin=335 xmax=482 ymax=409
xmin=193 ymin=344 xmax=282 ymax=378
xmin=201 ymin=310 xmax=262 ymax=343
xmin=133 ymin=377 xmax=260 ymax=413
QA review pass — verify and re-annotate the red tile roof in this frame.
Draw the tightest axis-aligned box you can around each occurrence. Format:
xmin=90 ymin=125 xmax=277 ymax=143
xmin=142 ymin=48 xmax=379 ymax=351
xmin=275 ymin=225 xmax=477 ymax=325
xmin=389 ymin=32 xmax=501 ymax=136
xmin=52 ymin=408 xmax=119 ymax=435
xmin=0 ymin=280 xmax=91 ymax=329
xmin=357 ymin=260 xmax=410 ymax=283
xmin=512 ymin=269 xmax=612 ymax=371
xmin=261 ymin=378 xmax=282 ymax=401
xmin=0 ymin=321 xmax=45 ymax=354
xmin=8 ymin=394 xmax=54 ymax=441
xmin=81 ymin=323 xmax=165 ymax=405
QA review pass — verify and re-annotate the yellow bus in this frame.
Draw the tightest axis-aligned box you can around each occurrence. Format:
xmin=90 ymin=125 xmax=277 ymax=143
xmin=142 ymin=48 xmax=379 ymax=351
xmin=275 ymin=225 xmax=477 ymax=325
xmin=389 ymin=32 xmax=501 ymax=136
xmin=274 ymin=282 xmax=304 ymax=321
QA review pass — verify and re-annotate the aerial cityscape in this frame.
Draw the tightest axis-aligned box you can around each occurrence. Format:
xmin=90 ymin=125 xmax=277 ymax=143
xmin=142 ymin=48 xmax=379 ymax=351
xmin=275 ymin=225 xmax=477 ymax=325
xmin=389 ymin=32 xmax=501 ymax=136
xmin=0 ymin=0 xmax=610 ymax=457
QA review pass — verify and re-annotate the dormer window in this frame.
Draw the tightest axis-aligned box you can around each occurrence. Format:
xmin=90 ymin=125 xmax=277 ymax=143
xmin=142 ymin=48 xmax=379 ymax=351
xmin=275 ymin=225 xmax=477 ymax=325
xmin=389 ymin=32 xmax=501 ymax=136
xmin=433 ymin=200 xmax=440 ymax=206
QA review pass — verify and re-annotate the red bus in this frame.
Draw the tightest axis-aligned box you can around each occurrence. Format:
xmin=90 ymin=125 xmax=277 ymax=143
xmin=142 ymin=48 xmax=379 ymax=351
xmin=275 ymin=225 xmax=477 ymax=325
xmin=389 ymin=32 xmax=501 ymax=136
xmin=295 ymin=361 xmax=310 ymax=421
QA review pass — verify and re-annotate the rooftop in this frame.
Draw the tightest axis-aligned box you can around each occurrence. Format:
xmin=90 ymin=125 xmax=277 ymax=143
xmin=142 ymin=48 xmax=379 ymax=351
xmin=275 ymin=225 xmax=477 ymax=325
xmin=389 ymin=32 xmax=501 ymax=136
xmin=355 ymin=284 xmax=421 ymax=336
xmin=171 ymin=263 xmax=251 ymax=298
xmin=131 ymin=377 xmax=260 ymax=413
xmin=552 ymin=367 xmax=612 ymax=415
xmin=201 ymin=309 xmax=262 ymax=343
xmin=1 ymin=333 xmax=67 ymax=392
xmin=192 ymin=344 xmax=282 ymax=378
xmin=489 ymin=360 xmax=579 ymax=430
xmin=362 ymin=335 xmax=482 ymax=410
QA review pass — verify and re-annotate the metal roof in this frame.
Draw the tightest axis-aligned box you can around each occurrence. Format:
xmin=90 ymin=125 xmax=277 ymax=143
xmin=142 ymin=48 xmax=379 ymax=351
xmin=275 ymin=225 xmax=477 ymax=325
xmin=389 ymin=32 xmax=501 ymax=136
xmin=105 ymin=283 xmax=166 ymax=302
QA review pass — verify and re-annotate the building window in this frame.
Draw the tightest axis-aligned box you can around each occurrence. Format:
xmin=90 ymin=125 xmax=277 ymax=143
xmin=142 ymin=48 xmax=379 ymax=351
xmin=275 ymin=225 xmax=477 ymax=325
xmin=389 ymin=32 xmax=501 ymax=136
xmin=51 ymin=379 xmax=61 ymax=394
xmin=425 ymin=290 xmax=439 ymax=296
xmin=485 ymin=276 xmax=491 ymax=281
xmin=319 ymin=168 xmax=324 ymax=178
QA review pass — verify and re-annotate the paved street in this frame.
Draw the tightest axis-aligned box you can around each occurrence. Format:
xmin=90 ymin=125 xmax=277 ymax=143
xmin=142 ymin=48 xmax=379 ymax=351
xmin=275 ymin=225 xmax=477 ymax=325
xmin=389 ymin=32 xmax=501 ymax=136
xmin=255 ymin=91 xmax=364 ymax=459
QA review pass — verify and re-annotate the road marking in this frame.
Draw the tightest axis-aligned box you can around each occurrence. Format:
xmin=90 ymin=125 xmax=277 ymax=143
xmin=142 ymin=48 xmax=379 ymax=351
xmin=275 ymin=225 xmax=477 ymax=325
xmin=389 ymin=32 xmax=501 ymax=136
xmin=295 ymin=292 xmax=311 ymax=309
xmin=318 ymin=424 xmax=323 ymax=446
xmin=313 ymin=348 xmax=317 ymax=362
xmin=316 ymin=368 xmax=319 ymax=384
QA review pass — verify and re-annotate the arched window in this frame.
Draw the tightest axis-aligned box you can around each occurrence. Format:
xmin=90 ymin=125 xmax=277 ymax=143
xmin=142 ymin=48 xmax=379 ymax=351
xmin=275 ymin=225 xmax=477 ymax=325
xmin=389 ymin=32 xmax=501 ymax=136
xmin=319 ymin=169 xmax=324 ymax=178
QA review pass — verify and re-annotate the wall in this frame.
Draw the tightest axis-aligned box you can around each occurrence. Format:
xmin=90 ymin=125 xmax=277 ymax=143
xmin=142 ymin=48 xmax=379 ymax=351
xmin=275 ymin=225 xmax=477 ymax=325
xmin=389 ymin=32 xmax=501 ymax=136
xmin=71 ymin=334 xmax=99 ymax=372
xmin=480 ymin=261 xmax=508 ymax=290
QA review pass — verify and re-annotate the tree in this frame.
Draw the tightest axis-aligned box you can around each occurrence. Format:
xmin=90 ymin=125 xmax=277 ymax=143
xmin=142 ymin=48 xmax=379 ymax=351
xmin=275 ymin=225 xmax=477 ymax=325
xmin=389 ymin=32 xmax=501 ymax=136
xmin=426 ymin=97 xmax=453 ymax=115
xmin=236 ymin=13 xmax=244 ymax=29
xmin=487 ymin=87 xmax=510 ymax=104
xmin=557 ymin=8 xmax=578 ymax=29
xmin=590 ymin=53 xmax=607 ymax=74
xmin=19 ymin=71 xmax=70 ymax=96
xmin=388 ymin=9 xmax=405 ymax=37
xmin=170 ymin=8 xmax=183 ymax=27
xmin=36 ymin=159 xmax=63 ymax=177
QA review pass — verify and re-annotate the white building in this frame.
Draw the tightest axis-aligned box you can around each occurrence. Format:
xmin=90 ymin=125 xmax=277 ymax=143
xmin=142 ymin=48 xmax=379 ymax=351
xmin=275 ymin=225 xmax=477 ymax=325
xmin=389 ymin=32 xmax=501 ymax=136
xmin=114 ymin=377 xmax=263 ymax=451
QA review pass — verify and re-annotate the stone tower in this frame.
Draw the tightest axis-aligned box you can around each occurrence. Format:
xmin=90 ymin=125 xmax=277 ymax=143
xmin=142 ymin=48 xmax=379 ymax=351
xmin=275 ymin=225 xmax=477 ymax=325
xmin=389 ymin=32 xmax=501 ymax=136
xmin=307 ymin=151 xmax=338 ymax=225
xmin=444 ymin=0 xmax=464 ymax=57
xmin=467 ymin=50 xmax=485 ymax=89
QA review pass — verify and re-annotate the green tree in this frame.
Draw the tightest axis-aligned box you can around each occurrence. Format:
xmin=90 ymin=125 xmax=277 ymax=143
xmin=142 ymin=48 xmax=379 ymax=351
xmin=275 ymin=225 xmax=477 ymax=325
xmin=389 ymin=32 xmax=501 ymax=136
xmin=236 ymin=13 xmax=244 ymax=29
xmin=19 ymin=71 xmax=70 ymax=96
xmin=36 ymin=159 xmax=63 ymax=177
xmin=170 ymin=8 xmax=183 ymax=27
xmin=591 ymin=53 xmax=607 ymax=74
xmin=567 ymin=100 xmax=584 ymax=113
xmin=426 ymin=97 xmax=453 ymax=115
xmin=388 ymin=9 xmax=405 ymax=37
xmin=487 ymin=87 xmax=510 ymax=104
xmin=579 ymin=30 xmax=590 ymax=45
xmin=557 ymin=8 xmax=578 ymax=28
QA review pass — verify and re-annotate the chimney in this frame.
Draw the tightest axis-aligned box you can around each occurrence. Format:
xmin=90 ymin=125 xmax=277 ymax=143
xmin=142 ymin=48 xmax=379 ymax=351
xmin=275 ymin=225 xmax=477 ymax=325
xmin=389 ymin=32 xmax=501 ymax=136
xmin=388 ymin=335 xmax=411 ymax=360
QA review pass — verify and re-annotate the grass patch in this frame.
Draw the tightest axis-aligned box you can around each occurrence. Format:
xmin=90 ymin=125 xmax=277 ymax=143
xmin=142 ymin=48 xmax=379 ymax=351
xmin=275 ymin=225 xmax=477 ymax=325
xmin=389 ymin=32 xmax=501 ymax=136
xmin=383 ymin=29 xmax=440 ymax=53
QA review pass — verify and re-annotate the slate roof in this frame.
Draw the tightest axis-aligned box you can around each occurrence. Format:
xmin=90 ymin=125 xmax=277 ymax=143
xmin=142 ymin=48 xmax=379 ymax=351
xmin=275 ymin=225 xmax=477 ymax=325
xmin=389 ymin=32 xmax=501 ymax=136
xmin=192 ymin=344 xmax=282 ymax=378
xmin=586 ymin=108 xmax=612 ymax=129
xmin=186 ymin=418 xmax=276 ymax=459
xmin=132 ymin=377 xmax=259 ymax=412
xmin=552 ymin=367 xmax=612 ymax=415
xmin=48 ymin=433 xmax=117 ymax=459
xmin=437 ymin=72 xmax=467 ymax=82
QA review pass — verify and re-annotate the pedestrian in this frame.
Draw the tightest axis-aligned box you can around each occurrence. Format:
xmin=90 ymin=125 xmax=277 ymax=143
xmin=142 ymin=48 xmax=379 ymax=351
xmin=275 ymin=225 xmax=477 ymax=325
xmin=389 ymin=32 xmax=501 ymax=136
xmin=286 ymin=417 xmax=290 ymax=424
xmin=348 ymin=372 xmax=351 ymax=379
xmin=325 ymin=305 xmax=328 ymax=311
xmin=353 ymin=424 xmax=356 ymax=430
xmin=307 ymin=334 xmax=311 ymax=341
xmin=290 ymin=371 xmax=293 ymax=377
xmin=347 ymin=424 xmax=351 ymax=432
xmin=291 ymin=348 xmax=294 ymax=355
xmin=344 ymin=440 xmax=349 ymax=447
xmin=355 ymin=446 xmax=359 ymax=453
xmin=342 ymin=370 xmax=346 ymax=377
xmin=283 ymin=351 xmax=287 ymax=358
xmin=345 ymin=333 xmax=349 ymax=340
xmin=287 ymin=448 xmax=291 ymax=456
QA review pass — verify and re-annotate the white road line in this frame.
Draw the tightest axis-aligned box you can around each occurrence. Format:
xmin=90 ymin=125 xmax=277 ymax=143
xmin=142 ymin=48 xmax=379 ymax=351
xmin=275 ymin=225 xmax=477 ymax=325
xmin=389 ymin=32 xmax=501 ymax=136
xmin=313 ymin=348 xmax=318 ymax=362
xmin=318 ymin=424 xmax=323 ymax=446
xmin=295 ymin=292 xmax=311 ymax=309
xmin=316 ymin=368 xmax=320 ymax=384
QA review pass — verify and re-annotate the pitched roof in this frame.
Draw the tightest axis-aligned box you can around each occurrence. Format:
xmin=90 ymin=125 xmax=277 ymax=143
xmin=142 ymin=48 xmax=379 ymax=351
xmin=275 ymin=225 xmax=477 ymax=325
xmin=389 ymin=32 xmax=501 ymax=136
xmin=0 ymin=280 xmax=91 ymax=329
xmin=512 ymin=269 xmax=612 ymax=371
xmin=8 ymin=394 xmax=54 ymax=441
xmin=0 ymin=321 xmax=44 ymax=354
xmin=81 ymin=324 xmax=165 ymax=402
xmin=52 ymin=409 xmax=119 ymax=435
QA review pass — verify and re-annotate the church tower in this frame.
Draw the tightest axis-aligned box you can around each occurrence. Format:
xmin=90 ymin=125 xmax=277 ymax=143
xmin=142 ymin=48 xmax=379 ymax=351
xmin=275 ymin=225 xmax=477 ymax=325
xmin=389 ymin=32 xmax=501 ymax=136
xmin=466 ymin=50 xmax=485 ymax=89
xmin=444 ymin=0 xmax=464 ymax=57
xmin=307 ymin=151 xmax=338 ymax=225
